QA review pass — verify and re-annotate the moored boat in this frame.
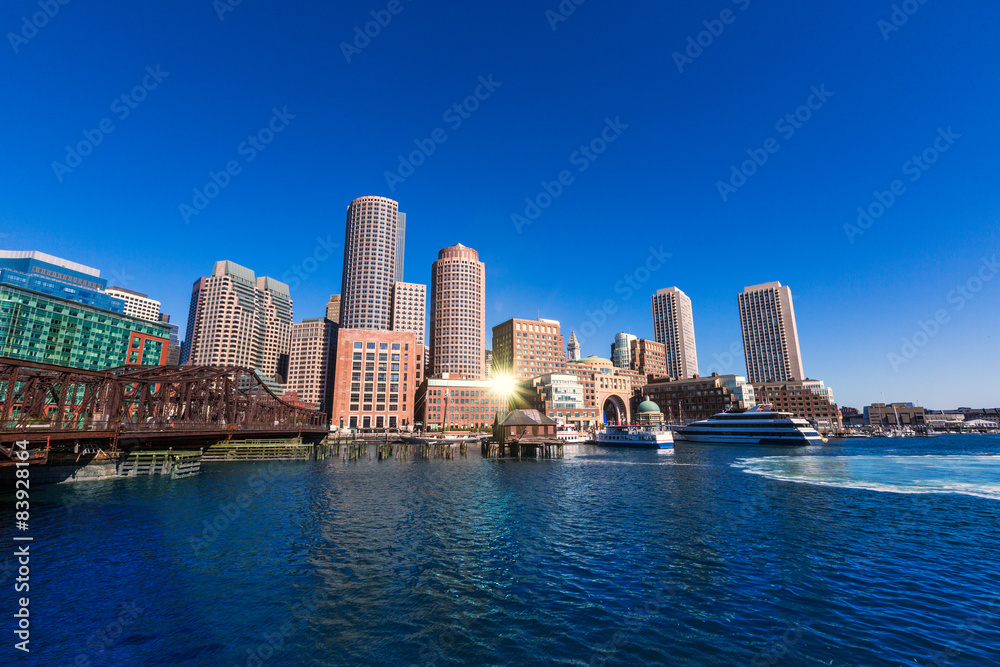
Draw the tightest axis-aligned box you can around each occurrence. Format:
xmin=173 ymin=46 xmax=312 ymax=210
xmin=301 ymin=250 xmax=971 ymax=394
xmin=596 ymin=423 xmax=674 ymax=449
xmin=555 ymin=423 xmax=588 ymax=443
xmin=594 ymin=399 xmax=674 ymax=449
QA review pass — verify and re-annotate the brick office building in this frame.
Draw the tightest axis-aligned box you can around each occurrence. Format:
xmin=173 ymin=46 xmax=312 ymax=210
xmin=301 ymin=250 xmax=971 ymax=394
xmin=330 ymin=329 xmax=422 ymax=430
xmin=629 ymin=338 xmax=668 ymax=379
xmin=640 ymin=373 xmax=756 ymax=423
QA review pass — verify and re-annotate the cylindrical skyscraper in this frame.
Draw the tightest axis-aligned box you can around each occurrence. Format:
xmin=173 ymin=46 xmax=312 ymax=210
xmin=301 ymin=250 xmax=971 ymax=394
xmin=339 ymin=196 xmax=402 ymax=329
xmin=429 ymin=243 xmax=485 ymax=379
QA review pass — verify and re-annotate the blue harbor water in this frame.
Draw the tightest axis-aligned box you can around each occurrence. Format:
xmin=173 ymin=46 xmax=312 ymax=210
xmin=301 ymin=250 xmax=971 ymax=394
xmin=18 ymin=434 xmax=1000 ymax=666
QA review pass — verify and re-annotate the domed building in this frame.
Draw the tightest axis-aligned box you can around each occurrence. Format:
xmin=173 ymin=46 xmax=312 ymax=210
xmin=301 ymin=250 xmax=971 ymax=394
xmin=635 ymin=398 xmax=665 ymax=426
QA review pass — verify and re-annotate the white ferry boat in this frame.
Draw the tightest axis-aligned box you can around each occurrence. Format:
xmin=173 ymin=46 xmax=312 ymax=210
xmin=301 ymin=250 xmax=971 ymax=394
xmin=674 ymin=405 xmax=824 ymax=446
xmin=596 ymin=423 xmax=674 ymax=449
xmin=594 ymin=399 xmax=673 ymax=449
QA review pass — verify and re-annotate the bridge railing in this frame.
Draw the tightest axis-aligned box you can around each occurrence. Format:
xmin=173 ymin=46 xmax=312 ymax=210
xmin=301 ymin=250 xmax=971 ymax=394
xmin=0 ymin=418 xmax=330 ymax=434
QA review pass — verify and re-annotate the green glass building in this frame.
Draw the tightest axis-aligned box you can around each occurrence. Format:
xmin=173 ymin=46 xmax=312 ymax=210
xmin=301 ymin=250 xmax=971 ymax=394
xmin=0 ymin=250 xmax=170 ymax=370
xmin=0 ymin=285 xmax=169 ymax=370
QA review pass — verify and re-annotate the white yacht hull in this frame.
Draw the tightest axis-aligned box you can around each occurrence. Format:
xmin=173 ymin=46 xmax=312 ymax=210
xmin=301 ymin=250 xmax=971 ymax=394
xmin=674 ymin=431 xmax=822 ymax=446
xmin=674 ymin=405 xmax=825 ymax=447
xmin=596 ymin=431 xmax=674 ymax=449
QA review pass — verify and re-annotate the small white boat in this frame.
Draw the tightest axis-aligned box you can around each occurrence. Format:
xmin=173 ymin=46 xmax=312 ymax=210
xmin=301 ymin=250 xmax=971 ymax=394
xmin=555 ymin=423 xmax=588 ymax=444
xmin=595 ymin=423 xmax=673 ymax=449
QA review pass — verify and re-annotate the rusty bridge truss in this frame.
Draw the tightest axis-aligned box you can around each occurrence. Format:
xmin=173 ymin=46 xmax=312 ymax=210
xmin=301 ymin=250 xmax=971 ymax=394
xmin=0 ymin=357 xmax=328 ymax=451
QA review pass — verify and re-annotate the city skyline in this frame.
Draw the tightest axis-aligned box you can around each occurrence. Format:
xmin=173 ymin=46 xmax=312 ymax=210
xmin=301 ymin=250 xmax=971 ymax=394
xmin=7 ymin=5 xmax=999 ymax=666
xmin=4 ymin=2 xmax=999 ymax=409
xmin=4 ymin=237 xmax=986 ymax=409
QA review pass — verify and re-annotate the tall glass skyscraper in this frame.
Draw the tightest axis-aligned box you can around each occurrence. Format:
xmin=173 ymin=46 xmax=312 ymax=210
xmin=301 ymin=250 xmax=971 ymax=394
xmin=611 ymin=332 xmax=637 ymax=369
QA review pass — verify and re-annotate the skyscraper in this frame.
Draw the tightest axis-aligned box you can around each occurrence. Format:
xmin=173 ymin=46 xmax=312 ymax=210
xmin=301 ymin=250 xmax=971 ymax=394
xmin=651 ymin=287 xmax=698 ymax=379
xmin=391 ymin=281 xmax=426 ymax=345
xmin=429 ymin=243 xmax=485 ymax=378
xmin=629 ymin=338 xmax=668 ymax=378
xmin=159 ymin=313 xmax=181 ymax=365
xmin=611 ymin=332 xmax=637 ymax=369
xmin=326 ymin=294 xmax=341 ymax=324
xmin=737 ymin=281 xmax=805 ymax=383
xmin=257 ymin=276 xmax=294 ymax=382
xmin=395 ymin=211 xmax=406 ymax=282
xmin=339 ymin=196 xmax=403 ymax=330
xmin=183 ymin=260 xmax=293 ymax=381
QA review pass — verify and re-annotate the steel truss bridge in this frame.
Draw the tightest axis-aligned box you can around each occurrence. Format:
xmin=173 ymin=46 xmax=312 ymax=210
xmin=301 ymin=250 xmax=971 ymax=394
xmin=0 ymin=357 xmax=328 ymax=459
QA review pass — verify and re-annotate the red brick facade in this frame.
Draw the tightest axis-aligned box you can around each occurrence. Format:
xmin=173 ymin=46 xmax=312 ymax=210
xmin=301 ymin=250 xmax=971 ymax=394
xmin=330 ymin=329 xmax=422 ymax=430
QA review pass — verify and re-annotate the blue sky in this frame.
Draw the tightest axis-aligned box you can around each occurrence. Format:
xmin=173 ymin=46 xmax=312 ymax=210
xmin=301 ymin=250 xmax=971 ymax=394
xmin=2 ymin=0 xmax=998 ymax=409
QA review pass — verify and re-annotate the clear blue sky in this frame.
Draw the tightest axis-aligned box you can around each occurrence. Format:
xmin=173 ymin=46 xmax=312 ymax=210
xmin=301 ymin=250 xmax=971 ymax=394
xmin=2 ymin=0 xmax=998 ymax=409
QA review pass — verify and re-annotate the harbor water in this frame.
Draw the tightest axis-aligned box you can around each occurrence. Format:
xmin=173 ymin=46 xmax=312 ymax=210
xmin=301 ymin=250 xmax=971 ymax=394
xmin=16 ymin=434 xmax=1000 ymax=666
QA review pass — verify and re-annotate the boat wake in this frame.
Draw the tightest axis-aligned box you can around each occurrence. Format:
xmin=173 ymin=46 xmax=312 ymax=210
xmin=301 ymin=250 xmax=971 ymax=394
xmin=732 ymin=454 xmax=1000 ymax=500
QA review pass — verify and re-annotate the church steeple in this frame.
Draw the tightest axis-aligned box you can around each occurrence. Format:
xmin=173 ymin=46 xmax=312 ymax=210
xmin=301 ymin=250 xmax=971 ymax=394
xmin=567 ymin=330 xmax=581 ymax=362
